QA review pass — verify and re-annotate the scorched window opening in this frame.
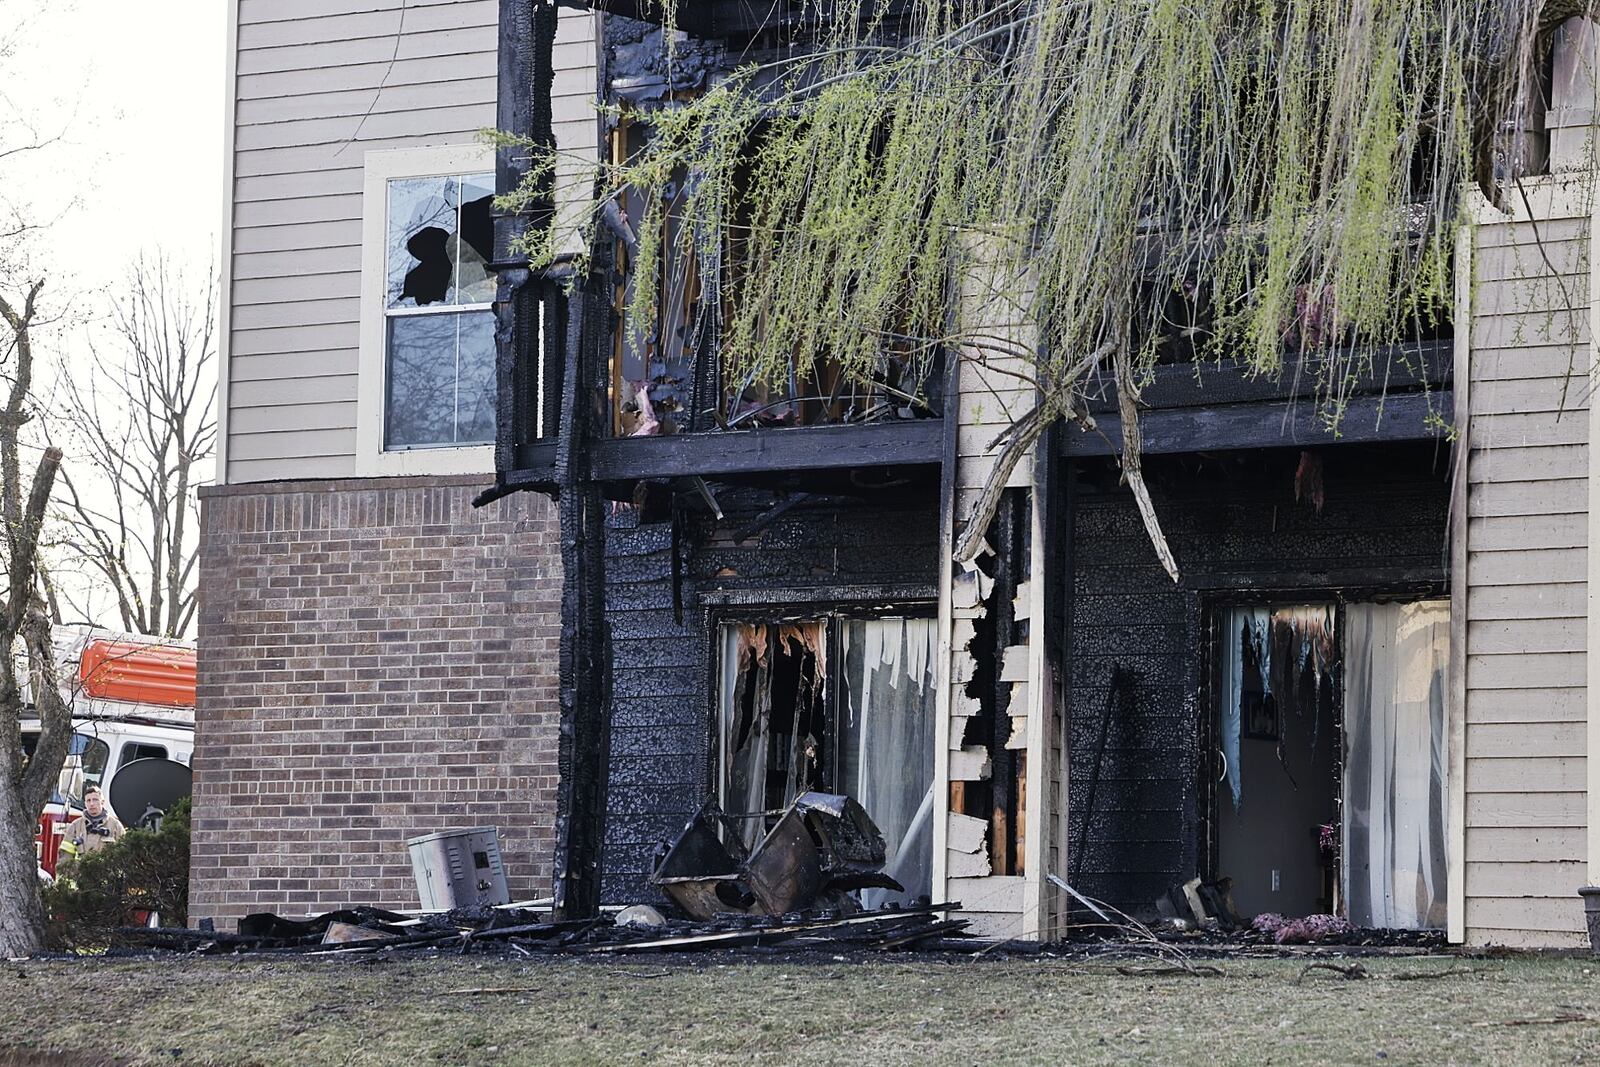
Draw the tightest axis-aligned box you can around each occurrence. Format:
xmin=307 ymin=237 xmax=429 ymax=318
xmin=604 ymin=117 xmax=942 ymax=438
xmin=713 ymin=612 xmax=937 ymax=906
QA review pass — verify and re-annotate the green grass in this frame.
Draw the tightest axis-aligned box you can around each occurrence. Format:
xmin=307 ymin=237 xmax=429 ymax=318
xmin=2 ymin=953 xmax=1599 ymax=1065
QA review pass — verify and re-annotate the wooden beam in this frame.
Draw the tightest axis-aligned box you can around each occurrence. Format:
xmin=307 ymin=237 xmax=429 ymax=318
xmin=1084 ymin=342 xmax=1451 ymax=415
xmin=587 ymin=419 xmax=944 ymax=481
xmin=1061 ymin=389 xmax=1450 ymax=458
xmin=564 ymin=0 xmax=916 ymax=39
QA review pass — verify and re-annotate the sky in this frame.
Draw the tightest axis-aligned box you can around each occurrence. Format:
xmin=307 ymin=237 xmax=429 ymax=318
xmin=3 ymin=0 xmax=226 ymax=286
xmin=1 ymin=0 xmax=227 ymax=631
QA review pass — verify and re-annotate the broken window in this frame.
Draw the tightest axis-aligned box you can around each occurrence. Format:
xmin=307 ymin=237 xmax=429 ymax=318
xmin=716 ymin=616 xmax=936 ymax=905
xmin=383 ymin=172 xmax=497 ymax=449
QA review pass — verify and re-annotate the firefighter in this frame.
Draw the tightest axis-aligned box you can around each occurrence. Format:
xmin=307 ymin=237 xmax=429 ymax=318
xmin=59 ymin=785 xmax=125 ymax=859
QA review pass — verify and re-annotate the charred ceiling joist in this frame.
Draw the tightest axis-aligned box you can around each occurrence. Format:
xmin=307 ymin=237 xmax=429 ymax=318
xmin=560 ymin=0 xmax=921 ymax=42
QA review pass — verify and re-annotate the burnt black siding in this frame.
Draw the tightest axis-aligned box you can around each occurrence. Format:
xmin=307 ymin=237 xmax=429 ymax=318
xmin=1065 ymin=446 xmax=1451 ymax=915
xmin=599 ymin=489 xmax=940 ymax=904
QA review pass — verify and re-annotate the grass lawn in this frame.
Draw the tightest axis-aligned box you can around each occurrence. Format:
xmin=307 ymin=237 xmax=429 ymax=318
xmin=2 ymin=952 xmax=1598 ymax=1065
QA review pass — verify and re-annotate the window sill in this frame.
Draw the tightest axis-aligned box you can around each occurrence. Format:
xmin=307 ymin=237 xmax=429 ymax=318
xmin=356 ymin=443 xmax=496 ymax=479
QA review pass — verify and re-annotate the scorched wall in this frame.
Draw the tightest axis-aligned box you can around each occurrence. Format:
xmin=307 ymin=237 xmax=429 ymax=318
xmin=599 ymin=489 xmax=941 ymax=903
xmin=1066 ymin=445 xmax=1452 ymax=915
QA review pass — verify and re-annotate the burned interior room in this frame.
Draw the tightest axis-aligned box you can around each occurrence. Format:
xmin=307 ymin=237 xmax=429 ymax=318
xmin=600 ymin=487 xmax=943 ymax=905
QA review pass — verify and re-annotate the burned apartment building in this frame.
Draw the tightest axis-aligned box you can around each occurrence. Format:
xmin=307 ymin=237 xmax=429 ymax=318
xmin=196 ymin=0 xmax=1600 ymax=949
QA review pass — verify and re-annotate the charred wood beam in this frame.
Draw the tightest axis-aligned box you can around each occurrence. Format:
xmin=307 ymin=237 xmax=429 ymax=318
xmin=588 ymin=420 xmax=943 ymax=481
xmin=491 ymin=0 xmax=561 ymax=493
xmin=552 ymin=253 xmax=614 ymax=920
xmin=530 ymin=0 xmax=612 ymax=920
xmin=559 ymin=0 xmax=917 ymax=40
xmin=1083 ymin=342 xmax=1451 ymax=415
xmin=1061 ymin=390 xmax=1449 ymax=458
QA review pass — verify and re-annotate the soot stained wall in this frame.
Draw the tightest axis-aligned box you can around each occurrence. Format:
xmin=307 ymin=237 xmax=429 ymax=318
xmin=1066 ymin=447 xmax=1451 ymax=915
xmin=599 ymin=489 xmax=940 ymax=903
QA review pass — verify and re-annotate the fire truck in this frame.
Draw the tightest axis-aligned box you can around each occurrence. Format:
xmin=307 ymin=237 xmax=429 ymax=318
xmin=23 ymin=627 xmax=196 ymax=881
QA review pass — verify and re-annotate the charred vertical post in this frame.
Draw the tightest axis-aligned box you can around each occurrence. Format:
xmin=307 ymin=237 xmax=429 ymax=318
xmin=493 ymin=0 xmax=560 ymax=479
xmin=489 ymin=0 xmax=611 ymax=919
xmin=552 ymin=248 xmax=614 ymax=918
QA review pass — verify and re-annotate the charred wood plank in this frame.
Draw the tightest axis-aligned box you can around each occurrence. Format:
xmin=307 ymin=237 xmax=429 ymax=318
xmin=587 ymin=420 xmax=943 ymax=482
xmin=1082 ymin=343 xmax=1451 ymax=414
xmin=1062 ymin=390 xmax=1449 ymax=458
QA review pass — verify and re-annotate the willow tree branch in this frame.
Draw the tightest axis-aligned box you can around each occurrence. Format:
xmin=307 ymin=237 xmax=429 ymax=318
xmin=1113 ymin=344 xmax=1178 ymax=583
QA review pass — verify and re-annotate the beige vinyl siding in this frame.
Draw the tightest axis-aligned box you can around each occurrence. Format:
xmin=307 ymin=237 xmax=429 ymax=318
xmin=224 ymin=2 xmax=597 ymax=483
xmin=1462 ymin=205 xmax=1591 ymax=948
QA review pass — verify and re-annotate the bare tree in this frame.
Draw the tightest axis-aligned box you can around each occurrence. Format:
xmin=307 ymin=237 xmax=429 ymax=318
xmin=0 ymin=275 xmax=69 ymax=957
xmin=52 ymin=255 xmax=217 ymax=638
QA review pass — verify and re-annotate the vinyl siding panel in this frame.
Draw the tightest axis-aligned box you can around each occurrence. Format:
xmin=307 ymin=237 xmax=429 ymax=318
xmin=1461 ymin=205 xmax=1591 ymax=947
xmin=225 ymin=1 xmax=597 ymax=483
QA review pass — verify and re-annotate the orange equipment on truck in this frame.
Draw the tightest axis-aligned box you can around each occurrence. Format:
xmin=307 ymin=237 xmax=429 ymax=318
xmin=28 ymin=627 xmax=196 ymax=882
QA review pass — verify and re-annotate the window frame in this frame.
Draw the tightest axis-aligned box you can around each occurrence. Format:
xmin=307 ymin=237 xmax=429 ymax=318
xmin=356 ymin=144 xmax=498 ymax=477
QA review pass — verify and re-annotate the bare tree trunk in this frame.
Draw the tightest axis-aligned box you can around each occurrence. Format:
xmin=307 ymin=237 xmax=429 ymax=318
xmin=0 ymin=785 xmax=44 ymax=957
xmin=0 ymin=275 xmax=68 ymax=957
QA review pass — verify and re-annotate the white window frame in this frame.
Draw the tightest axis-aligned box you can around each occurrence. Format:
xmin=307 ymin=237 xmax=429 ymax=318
xmin=356 ymin=143 xmax=498 ymax=477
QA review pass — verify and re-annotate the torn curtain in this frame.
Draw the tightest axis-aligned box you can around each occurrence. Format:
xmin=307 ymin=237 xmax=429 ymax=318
xmin=1343 ymin=600 xmax=1450 ymax=930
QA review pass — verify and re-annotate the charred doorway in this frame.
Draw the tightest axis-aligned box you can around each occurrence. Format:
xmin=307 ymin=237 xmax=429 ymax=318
xmin=1064 ymin=442 xmax=1451 ymax=922
xmin=1207 ymin=599 xmax=1449 ymax=928
xmin=716 ymin=616 xmax=938 ymax=905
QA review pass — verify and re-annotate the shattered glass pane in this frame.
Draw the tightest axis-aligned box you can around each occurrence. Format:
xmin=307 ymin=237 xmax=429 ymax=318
xmin=387 ymin=176 xmax=456 ymax=308
xmin=455 ymin=310 xmax=497 ymax=444
xmin=454 ymin=173 xmax=496 ymax=305
xmin=385 ymin=314 xmax=456 ymax=447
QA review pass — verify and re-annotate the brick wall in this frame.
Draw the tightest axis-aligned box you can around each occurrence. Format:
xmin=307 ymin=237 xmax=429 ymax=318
xmin=190 ymin=476 xmax=562 ymax=924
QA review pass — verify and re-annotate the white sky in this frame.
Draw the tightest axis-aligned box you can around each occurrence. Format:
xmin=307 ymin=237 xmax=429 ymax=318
xmin=4 ymin=0 xmax=227 ymax=287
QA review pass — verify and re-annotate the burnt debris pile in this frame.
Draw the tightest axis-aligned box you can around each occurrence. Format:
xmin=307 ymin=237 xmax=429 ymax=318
xmin=122 ymin=792 xmax=970 ymax=958
xmin=120 ymin=902 xmax=970 ymax=958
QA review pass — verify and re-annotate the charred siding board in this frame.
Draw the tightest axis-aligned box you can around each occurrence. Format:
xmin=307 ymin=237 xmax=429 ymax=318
xmin=599 ymin=492 xmax=940 ymax=904
xmin=1067 ymin=468 xmax=1449 ymax=914
xmin=1462 ymin=211 xmax=1591 ymax=948
xmin=226 ymin=4 xmax=597 ymax=483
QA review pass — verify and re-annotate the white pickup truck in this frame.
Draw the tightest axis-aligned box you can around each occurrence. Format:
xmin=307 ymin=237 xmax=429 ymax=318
xmin=21 ymin=626 xmax=195 ymax=880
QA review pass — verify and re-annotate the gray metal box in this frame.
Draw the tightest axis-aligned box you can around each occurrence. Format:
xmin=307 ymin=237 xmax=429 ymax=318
xmin=406 ymin=827 xmax=510 ymax=910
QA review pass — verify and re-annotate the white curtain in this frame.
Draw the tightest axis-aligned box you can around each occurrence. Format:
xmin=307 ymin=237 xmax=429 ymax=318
xmin=1343 ymin=601 xmax=1450 ymax=930
xmin=840 ymin=618 xmax=937 ymax=907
